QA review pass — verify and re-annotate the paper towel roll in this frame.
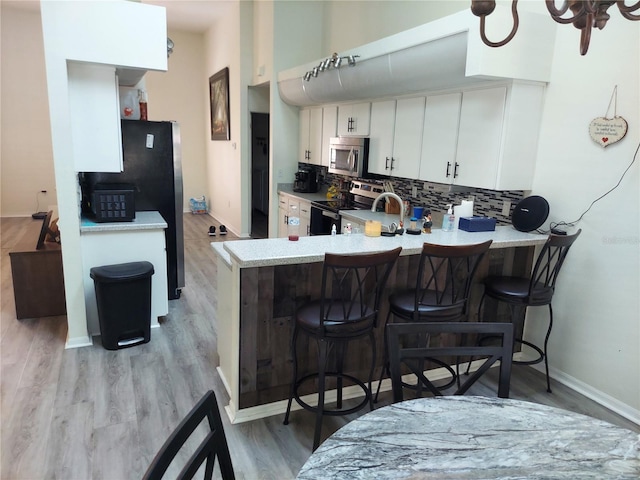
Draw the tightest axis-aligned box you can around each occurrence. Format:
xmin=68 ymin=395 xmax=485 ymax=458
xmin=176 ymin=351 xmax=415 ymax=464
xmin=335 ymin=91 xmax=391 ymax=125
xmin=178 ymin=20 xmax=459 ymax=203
xmin=453 ymin=200 xmax=474 ymax=228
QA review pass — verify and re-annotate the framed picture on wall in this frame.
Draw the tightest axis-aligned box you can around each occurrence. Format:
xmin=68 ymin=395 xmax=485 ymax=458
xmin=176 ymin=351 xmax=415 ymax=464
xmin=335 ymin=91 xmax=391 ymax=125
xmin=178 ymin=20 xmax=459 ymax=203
xmin=209 ymin=67 xmax=230 ymax=141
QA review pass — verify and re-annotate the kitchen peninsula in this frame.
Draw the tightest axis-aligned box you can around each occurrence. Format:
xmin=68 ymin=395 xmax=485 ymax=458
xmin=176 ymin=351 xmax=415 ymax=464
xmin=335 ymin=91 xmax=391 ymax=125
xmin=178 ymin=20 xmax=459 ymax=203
xmin=212 ymin=227 xmax=547 ymax=423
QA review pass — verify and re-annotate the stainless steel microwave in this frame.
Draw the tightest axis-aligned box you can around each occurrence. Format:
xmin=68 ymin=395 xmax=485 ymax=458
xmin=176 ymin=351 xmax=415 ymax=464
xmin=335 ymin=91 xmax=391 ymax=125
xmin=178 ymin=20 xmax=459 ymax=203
xmin=328 ymin=137 xmax=369 ymax=177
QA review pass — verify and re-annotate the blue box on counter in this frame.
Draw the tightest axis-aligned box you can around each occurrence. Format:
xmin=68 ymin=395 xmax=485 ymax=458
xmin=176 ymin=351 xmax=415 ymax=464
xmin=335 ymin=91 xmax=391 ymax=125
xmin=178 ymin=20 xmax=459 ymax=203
xmin=459 ymin=216 xmax=497 ymax=232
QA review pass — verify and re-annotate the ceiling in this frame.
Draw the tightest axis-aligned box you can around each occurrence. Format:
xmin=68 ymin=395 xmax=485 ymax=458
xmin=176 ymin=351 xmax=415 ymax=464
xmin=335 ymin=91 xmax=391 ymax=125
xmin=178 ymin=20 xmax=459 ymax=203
xmin=4 ymin=0 xmax=232 ymax=33
xmin=142 ymin=0 xmax=233 ymax=33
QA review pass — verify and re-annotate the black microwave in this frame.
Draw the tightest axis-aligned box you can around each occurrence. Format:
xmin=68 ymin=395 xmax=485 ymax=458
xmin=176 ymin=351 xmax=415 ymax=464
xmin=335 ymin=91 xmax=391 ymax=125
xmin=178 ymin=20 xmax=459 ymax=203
xmin=328 ymin=137 xmax=369 ymax=177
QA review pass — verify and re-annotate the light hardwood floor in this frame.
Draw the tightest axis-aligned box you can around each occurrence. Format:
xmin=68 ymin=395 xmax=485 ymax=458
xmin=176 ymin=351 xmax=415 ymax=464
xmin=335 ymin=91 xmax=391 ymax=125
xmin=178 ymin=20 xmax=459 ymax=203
xmin=1 ymin=214 xmax=638 ymax=479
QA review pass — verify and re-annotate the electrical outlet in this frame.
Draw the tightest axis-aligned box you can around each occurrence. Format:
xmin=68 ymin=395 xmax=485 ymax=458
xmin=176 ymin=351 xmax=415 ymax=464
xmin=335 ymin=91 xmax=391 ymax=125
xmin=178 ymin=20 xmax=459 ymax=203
xmin=501 ymin=201 xmax=511 ymax=216
xmin=411 ymin=186 xmax=418 ymax=197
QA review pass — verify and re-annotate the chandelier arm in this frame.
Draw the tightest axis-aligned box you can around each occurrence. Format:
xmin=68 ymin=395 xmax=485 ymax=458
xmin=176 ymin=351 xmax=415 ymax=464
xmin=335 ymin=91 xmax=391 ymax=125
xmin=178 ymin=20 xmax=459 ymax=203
xmin=545 ymin=0 xmax=585 ymax=23
xmin=579 ymin=16 xmax=593 ymax=55
xmin=478 ymin=0 xmax=520 ymax=48
xmin=617 ymin=0 xmax=640 ymax=19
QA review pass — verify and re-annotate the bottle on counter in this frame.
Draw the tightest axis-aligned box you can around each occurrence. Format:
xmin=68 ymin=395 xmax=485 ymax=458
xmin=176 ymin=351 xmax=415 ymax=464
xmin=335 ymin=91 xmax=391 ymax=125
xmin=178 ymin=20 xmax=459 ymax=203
xmin=331 ymin=224 xmax=337 ymax=236
xmin=422 ymin=210 xmax=433 ymax=234
xmin=288 ymin=205 xmax=300 ymax=241
xmin=442 ymin=204 xmax=455 ymax=232
xmin=138 ymin=89 xmax=148 ymax=121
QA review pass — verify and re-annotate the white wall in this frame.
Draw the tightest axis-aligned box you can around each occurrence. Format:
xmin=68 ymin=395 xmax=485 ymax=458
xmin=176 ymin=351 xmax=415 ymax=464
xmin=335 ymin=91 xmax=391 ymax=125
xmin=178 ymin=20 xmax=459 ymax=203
xmin=321 ymin=0 xmax=467 ymax=53
xmin=0 ymin=4 xmax=56 ymax=217
xmin=202 ymin=2 xmax=252 ymax=236
xmin=0 ymin=5 xmax=208 ymax=218
xmin=145 ymin=30 xmax=209 ymax=209
xmin=523 ymin=4 xmax=639 ymax=417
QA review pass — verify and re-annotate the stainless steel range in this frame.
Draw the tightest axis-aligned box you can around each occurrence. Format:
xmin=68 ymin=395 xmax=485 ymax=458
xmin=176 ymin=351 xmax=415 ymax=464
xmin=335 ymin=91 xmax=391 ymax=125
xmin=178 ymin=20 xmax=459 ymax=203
xmin=309 ymin=181 xmax=384 ymax=235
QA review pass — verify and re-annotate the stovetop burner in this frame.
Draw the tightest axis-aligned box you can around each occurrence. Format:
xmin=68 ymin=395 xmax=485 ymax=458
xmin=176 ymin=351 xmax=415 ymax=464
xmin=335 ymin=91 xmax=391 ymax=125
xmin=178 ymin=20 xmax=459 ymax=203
xmin=311 ymin=181 xmax=384 ymax=213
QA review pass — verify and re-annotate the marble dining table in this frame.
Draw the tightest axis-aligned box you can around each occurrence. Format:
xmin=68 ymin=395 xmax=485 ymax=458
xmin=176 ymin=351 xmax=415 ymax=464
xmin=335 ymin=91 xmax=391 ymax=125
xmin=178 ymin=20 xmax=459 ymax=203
xmin=296 ymin=396 xmax=640 ymax=479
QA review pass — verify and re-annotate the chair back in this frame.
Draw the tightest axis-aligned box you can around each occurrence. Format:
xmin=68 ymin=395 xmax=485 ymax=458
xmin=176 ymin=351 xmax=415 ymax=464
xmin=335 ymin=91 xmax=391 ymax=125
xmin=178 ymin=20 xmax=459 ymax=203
xmin=319 ymin=247 xmax=402 ymax=335
xmin=387 ymin=322 xmax=513 ymax=402
xmin=413 ymin=241 xmax=493 ymax=321
xmin=529 ymin=230 xmax=581 ymax=297
xmin=142 ymin=390 xmax=235 ymax=480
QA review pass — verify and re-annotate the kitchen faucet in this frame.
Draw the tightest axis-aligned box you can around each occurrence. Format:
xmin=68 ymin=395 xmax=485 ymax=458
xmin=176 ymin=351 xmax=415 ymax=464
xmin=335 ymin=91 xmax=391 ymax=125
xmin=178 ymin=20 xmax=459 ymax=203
xmin=371 ymin=192 xmax=405 ymax=229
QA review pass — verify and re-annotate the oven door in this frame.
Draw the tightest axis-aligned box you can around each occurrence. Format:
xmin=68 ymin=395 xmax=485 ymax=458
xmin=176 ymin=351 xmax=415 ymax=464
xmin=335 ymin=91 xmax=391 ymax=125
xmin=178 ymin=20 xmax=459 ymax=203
xmin=310 ymin=206 xmax=341 ymax=235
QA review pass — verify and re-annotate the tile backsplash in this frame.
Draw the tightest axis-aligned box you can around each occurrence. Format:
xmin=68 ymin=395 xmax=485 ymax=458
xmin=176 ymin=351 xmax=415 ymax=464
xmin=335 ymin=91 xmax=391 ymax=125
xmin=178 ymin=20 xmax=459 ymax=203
xmin=301 ymin=163 xmax=525 ymax=226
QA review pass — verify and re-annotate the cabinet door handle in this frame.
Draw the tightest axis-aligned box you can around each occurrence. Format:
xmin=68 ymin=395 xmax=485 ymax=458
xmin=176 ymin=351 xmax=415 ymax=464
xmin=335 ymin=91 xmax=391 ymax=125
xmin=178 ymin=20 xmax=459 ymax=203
xmin=454 ymin=162 xmax=459 ymax=178
xmin=446 ymin=162 xmax=451 ymax=177
xmin=385 ymin=157 xmax=390 ymax=170
xmin=284 ymin=215 xmax=288 ymax=225
xmin=390 ymin=157 xmax=395 ymax=171
xmin=347 ymin=117 xmax=354 ymax=132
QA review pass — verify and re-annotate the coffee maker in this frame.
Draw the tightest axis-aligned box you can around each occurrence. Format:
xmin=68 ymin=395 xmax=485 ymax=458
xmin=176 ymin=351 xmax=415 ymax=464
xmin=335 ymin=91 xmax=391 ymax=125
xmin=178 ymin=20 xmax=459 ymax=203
xmin=293 ymin=169 xmax=318 ymax=193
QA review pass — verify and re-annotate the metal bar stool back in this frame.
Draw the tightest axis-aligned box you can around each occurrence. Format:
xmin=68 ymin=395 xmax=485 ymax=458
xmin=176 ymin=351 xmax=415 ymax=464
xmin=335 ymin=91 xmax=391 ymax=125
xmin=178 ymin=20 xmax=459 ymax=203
xmin=477 ymin=229 xmax=581 ymax=392
xmin=375 ymin=241 xmax=493 ymax=401
xmin=283 ymin=247 xmax=402 ymax=451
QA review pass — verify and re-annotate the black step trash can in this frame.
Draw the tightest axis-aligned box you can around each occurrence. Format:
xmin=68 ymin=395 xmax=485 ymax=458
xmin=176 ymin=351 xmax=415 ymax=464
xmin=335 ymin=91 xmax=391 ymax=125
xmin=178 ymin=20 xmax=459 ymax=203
xmin=90 ymin=261 xmax=154 ymax=350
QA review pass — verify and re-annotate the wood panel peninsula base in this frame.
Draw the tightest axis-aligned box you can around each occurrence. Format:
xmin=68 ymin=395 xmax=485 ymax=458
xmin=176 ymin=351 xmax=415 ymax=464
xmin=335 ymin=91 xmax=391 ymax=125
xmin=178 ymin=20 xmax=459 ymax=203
xmin=212 ymin=227 xmax=547 ymax=423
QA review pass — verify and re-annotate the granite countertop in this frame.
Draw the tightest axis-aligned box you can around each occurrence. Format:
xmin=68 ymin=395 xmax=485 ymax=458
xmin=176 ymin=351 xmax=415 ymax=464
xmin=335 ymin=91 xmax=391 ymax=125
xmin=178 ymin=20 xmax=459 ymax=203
xmin=80 ymin=211 xmax=167 ymax=233
xmin=277 ymin=184 xmax=331 ymax=203
xmin=217 ymin=226 xmax=547 ymax=268
xmin=297 ymin=396 xmax=640 ymax=479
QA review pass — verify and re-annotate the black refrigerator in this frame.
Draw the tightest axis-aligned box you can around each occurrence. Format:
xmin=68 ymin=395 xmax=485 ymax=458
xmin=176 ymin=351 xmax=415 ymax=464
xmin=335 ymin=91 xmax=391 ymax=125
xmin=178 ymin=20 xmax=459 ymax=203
xmin=81 ymin=120 xmax=185 ymax=300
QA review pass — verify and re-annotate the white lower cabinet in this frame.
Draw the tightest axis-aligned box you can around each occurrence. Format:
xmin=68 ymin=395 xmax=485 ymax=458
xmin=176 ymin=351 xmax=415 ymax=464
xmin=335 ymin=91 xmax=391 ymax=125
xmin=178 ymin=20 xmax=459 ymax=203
xmin=278 ymin=194 xmax=311 ymax=238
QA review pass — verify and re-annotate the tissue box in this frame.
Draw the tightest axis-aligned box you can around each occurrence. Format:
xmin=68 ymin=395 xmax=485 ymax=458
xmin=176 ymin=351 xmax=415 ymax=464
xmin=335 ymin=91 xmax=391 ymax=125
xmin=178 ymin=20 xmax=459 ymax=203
xmin=459 ymin=216 xmax=497 ymax=232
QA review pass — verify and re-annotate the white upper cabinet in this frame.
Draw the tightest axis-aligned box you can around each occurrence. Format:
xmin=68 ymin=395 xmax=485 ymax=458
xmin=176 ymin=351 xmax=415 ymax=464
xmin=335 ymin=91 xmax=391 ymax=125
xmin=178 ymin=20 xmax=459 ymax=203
xmin=321 ymin=106 xmax=338 ymax=166
xmin=368 ymin=101 xmax=396 ymax=175
xmin=392 ymin=97 xmax=425 ymax=179
xmin=369 ymin=98 xmax=425 ymax=178
xmin=68 ymin=63 xmax=123 ymax=172
xmin=299 ymin=107 xmax=323 ymax=164
xmin=337 ymin=102 xmax=371 ymax=136
xmin=420 ymin=83 xmax=544 ymax=190
xmin=420 ymin=93 xmax=462 ymax=184
xmin=455 ymin=87 xmax=506 ymax=189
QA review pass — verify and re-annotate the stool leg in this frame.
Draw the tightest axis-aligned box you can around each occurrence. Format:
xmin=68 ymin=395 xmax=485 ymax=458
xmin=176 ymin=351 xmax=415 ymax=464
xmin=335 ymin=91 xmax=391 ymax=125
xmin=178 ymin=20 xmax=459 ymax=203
xmin=374 ymin=310 xmax=393 ymax=403
xmin=544 ymin=304 xmax=554 ymax=393
xmin=313 ymin=339 xmax=328 ymax=451
xmin=335 ymin=340 xmax=344 ymax=410
xmin=367 ymin=331 xmax=376 ymax=410
xmin=283 ymin=326 xmax=299 ymax=425
xmin=466 ymin=293 xmax=486 ymax=375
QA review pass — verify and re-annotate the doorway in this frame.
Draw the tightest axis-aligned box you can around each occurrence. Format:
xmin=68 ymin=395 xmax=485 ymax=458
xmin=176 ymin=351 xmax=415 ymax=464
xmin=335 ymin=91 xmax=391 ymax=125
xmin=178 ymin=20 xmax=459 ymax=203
xmin=251 ymin=112 xmax=269 ymax=238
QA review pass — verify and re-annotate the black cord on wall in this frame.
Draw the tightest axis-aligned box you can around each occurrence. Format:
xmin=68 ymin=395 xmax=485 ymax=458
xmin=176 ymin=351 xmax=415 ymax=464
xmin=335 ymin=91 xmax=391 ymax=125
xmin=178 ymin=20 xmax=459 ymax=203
xmin=538 ymin=140 xmax=639 ymax=234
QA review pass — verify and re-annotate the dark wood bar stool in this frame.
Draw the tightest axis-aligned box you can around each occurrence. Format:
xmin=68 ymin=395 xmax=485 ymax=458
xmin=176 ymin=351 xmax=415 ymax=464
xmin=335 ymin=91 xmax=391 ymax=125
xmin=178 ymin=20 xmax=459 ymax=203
xmin=374 ymin=241 xmax=493 ymax=402
xmin=475 ymin=230 xmax=581 ymax=393
xmin=283 ymin=247 xmax=401 ymax=451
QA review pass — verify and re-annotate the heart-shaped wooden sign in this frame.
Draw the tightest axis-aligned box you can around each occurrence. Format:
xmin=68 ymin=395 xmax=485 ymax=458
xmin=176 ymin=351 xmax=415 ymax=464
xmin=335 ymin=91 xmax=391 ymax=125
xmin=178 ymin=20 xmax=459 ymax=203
xmin=589 ymin=116 xmax=628 ymax=147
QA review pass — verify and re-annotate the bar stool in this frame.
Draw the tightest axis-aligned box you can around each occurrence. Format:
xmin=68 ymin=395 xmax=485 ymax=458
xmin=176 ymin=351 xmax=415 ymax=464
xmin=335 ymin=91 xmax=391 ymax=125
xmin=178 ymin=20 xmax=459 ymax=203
xmin=475 ymin=230 xmax=581 ymax=393
xmin=374 ymin=241 xmax=493 ymax=402
xmin=283 ymin=247 xmax=401 ymax=451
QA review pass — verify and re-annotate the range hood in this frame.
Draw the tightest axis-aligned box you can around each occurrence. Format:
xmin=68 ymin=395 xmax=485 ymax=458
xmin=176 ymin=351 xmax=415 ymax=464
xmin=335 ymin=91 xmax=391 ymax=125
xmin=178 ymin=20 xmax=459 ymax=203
xmin=278 ymin=9 xmax=555 ymax=107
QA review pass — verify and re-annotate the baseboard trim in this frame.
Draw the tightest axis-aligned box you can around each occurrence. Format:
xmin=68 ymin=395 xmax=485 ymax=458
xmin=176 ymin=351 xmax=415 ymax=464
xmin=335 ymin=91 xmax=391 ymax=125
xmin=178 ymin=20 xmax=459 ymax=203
xmin=65 ymin=335 xmax=93 ymax=349
xmin=530 ymin=363 xmax=640 ymax=426
xmin=221 ymin=360 xmax=484 ymax=424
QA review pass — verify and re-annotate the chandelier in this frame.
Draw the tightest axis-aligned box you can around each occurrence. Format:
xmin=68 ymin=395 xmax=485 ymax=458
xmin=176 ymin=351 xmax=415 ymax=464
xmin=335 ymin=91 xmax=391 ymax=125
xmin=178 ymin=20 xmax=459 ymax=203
xmin=303 ymin=53 xmax=360 ymax=81
xmin=470 ymin=0 xmax=640 ymax=55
